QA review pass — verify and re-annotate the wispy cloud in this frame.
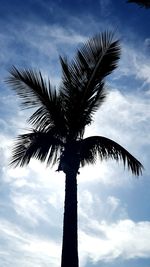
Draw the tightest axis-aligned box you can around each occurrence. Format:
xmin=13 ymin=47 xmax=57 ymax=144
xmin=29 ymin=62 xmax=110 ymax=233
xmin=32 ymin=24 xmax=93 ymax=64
xmin=115 ymin=41 xmax=150 ymax=87
xmin=99 ymin=0 xmax=113 ymax=17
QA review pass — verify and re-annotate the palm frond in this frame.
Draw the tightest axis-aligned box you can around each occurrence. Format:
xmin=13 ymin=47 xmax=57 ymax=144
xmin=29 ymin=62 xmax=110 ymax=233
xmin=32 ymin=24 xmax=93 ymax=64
xmin=6 ymin=67 xmax=51 ymax=109
xmin=28 ymin=90 xmax=67 ymax=137
xmin=6 ymin=67 xmax=67 ymax=136
xmin=76 ymin=31 xmax=120 ymax=89
xmin=127 ymin=0 xmax=150 ymax=8
xmin=80 ymin=136 xmax=143 ymax=176
xmin=10 ymin=130 xmax=63 ymax=167
xmin=60 ymin=32 xmax=120 ymax=138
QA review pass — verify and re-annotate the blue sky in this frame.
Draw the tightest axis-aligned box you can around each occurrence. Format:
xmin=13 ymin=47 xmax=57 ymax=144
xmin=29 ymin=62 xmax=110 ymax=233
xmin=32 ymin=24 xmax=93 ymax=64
xmin=0 ymin=0 xmax=150 ymax=266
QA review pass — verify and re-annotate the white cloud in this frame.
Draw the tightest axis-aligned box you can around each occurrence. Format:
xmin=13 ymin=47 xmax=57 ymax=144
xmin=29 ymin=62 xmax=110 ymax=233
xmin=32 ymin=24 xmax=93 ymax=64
xmin=144 ymin=38 xmax=150 ymax=47
xmin=11 ymin=193 xmax=49 ymax=225
xmin=92 ymin=89 xmax=150 ymax=154
xmin=78 ymin=190 xmax=128 ymax=230
xmin=0 ymin=219 xmax=61 ymax=267
xmin=79 ymin=219 xmax=150 ymax=266
xmin=117 ymin=42 xmax=150 ymax=85
xmin=107 ymin=196 xmax=121 ymax=212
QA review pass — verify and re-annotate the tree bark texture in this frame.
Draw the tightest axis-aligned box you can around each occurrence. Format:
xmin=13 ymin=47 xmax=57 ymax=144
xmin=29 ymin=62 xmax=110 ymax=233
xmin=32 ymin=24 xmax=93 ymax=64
xmin=61 ymin=170 xmax=79 ymax=267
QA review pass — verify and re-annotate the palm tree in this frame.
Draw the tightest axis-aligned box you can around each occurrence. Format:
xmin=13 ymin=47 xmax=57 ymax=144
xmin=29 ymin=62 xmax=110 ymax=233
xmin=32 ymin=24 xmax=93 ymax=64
xmin=7 ymin=32 xmax=143 ymax=267
xmin=127 ymin=0 xmax=150 ymax=8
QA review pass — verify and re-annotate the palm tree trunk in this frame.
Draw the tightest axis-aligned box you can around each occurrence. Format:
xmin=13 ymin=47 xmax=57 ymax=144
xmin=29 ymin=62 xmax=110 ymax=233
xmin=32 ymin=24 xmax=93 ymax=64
xmin=61 ymin=170 xmax=79 ymax=267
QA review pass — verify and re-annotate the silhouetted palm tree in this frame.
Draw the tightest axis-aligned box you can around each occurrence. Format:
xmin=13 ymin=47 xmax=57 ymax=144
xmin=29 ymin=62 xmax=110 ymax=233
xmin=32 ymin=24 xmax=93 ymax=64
xmin=7 ymin=32 xmax=143 ymax=267
xmin=127 ymin=0 xmax=150 ymax=8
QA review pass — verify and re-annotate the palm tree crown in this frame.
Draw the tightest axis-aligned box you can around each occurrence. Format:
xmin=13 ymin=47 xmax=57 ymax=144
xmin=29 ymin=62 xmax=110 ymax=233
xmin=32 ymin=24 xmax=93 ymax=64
xmin=7 ymin=31 xmax=143 ymax=176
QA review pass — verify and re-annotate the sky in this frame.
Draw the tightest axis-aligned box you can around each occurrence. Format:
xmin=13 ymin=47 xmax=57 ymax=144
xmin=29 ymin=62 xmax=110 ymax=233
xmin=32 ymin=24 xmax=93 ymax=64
xmin=0 ymin=0 xmax=150 ymax=266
